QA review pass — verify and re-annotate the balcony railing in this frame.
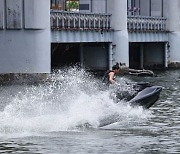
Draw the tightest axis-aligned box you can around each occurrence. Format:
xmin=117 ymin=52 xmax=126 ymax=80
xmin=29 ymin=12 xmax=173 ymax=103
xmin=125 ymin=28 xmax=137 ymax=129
xmin=50 ymin=10 xmax=112 ymax=31
xmin=50 ymin=11 xmax=167 ymax=33
xmin=127 ymin=15 xmax=167 ymax=32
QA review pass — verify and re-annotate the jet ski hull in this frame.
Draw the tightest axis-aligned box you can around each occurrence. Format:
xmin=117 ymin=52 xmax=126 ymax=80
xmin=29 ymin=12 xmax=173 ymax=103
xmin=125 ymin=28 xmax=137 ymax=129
xmin=128 ymin=86 xmax=162 ymax=109
xmin=99 ymin=85 xmax=162 ymax=127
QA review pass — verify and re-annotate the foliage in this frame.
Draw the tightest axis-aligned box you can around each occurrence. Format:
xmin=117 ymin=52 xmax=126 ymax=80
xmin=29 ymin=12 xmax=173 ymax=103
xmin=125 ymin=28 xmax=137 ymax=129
xmin=66 ymin=0 xmax=79 ymax=11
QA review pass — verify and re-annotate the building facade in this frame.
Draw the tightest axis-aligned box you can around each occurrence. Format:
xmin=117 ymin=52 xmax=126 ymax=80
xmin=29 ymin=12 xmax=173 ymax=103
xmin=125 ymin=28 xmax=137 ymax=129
xmin=0 ymin=0 xmax=50 ymax=73
xmin=0 ymin=0 xmax=180 ymax=73
xmin=50 ymin=0 xmax=169 ymax=70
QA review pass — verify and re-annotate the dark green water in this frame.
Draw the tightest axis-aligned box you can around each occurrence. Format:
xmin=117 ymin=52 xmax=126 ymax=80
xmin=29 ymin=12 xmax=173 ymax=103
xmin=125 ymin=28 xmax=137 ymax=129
xmin=0 ymin=69 xmax=179 ymax=153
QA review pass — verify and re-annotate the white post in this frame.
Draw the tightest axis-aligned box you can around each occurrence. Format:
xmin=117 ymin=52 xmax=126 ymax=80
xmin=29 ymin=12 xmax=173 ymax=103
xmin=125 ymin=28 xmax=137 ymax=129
xmin=108 ymin=0 xmax=129 ymax=67
xmin=164 ymin=42 xmax=169 ymax=68
xmin=164 ymin=0 xmax=180 ymax=67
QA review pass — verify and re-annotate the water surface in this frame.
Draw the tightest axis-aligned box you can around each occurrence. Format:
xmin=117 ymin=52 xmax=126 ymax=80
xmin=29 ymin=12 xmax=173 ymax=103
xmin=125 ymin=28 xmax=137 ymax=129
xmin=0 ymin=68 xmax=179 ymax=153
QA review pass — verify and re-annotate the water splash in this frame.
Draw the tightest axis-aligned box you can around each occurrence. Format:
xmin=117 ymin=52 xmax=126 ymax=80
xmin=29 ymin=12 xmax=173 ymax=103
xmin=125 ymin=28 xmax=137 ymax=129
xmin=0 ymin=67 xmax=151 ymax=136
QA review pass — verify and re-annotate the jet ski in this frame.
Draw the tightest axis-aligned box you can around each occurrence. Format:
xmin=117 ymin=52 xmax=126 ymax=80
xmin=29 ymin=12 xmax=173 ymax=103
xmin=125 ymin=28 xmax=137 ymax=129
xmin=99 ymin=83 xmax=162 ymax=127
xmin=99 ymin=84 xmax=162 ymax=127
xmin=115 ymin=82 xmax=162 ymax=109
xmin=128 ymin=85 xmax=162 ymax=109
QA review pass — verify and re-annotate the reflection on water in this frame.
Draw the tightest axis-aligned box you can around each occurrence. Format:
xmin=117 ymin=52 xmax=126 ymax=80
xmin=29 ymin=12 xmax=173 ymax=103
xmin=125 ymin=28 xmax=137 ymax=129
xmin=0 ymin=68 xmax=179 ymax=153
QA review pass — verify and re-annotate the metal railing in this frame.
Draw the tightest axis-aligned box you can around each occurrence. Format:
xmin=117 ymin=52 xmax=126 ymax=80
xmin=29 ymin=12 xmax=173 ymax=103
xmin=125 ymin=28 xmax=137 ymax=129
xmin=50 ymin=10 xmax=112 ymax=31
xmin=127 ymin=16 xmax=167 ymax=32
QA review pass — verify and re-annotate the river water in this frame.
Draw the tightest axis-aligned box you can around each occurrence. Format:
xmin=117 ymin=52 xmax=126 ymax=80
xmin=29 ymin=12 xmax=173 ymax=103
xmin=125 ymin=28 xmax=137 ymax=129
xmin=0 ymin=68 xmax=179 ymax=154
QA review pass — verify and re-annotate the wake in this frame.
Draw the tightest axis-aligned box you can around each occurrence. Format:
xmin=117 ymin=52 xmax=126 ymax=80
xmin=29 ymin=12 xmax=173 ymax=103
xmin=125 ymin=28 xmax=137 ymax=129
xmin=0 ymin=67 xmax=151 ymax=136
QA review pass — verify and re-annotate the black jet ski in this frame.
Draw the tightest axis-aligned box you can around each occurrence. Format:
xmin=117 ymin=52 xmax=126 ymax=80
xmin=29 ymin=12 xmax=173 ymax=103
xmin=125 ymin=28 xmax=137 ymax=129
xmin=128 ymin=85 xmax=162 ymax=109
xmin=99 ymin=85 xmax=162 ymax=127
xmin=115 ymin=82 xmax=162 ymax=109
xmin=99 ymin=83 xmax=162 ymax=127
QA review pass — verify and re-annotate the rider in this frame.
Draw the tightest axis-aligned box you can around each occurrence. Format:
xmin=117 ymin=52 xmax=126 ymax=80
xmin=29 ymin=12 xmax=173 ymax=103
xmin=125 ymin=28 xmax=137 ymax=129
xmin=102 ymin=63 xmax=120 ymax=86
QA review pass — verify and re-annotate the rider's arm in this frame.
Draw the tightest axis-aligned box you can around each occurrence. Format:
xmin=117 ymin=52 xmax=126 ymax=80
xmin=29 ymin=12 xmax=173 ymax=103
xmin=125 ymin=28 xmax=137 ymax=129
xmin=109 ymin=72 xmax=115 ymax=84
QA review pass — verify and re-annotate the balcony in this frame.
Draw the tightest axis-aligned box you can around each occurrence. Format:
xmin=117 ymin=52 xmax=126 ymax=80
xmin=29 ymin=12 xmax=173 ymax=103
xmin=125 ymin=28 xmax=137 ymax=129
xmin=127 ymin=15 xmax=167 ymax=32
xmin=50 ymin=11 xmax=167 ymax=33
xmin=50 ymin=10 xmax=112 ymax=31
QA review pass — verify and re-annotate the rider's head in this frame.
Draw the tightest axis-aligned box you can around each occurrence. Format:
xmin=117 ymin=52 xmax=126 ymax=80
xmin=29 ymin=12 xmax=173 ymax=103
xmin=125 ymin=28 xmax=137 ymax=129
xmin=112 ymin=63 xmax=120 ymax=74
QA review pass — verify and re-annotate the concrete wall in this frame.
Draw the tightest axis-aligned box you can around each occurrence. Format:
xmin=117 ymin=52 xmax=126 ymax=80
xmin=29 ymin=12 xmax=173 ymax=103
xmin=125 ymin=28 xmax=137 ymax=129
xmin=164 ymin=0 xmax=180 ymax=67
xmin=0 ymin=0 xmax=50 ymax=73
xmin=151 ymin=0 xmax=162 ymax=17
xmin=0 ymin=0 xmax=4 ymax=29
xmin=140 ymin=0 xmax=150 ymax=16
xmin=92 ymin=0 xmax=106 ymax=13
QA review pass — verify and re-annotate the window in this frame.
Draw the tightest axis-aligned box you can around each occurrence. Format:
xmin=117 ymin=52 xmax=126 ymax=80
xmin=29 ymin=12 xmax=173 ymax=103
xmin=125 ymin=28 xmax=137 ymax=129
xmin=127 ymin=0 xmax=140 ymax=16
xmin=50 ymin=0 xmax=80 ymax=11
xmin=79 ymin=4 xmax=89 ymax=10
xmin=128 ymin=0 xmax=164 ymax=17
xmin=51 ymin=0 xmax=63 ymax=10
